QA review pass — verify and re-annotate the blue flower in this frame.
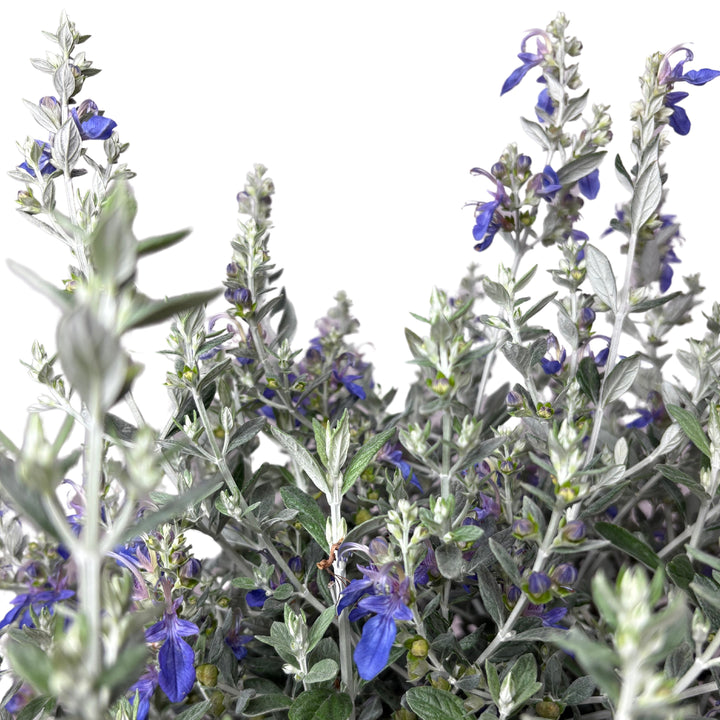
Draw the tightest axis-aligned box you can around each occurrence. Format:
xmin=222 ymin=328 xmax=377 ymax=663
xmin=470 ymin=168 xmax=506 ymax=252
xmin=71 ymin=99 xmax=117 ymax=140
xmin=535 ymin=85 xmax=555 ymax=121
xmin=226 ymin=630 xmax=253 ymax=660
xmin=145 ymin=599 xmax=199 ymax=704
xmin=540 ymin=333 xmax=566 ymax=375
xmin=501 ymin=30 xmax=549 ymax=96
xmin=377 ymin=442 xmax=419 ymax=487
xmin=537 ymin=165 xmax=562 ymax=200
xmin=525 ymin=603 xmax=568 ymax=628
xmin=658 ymin=46 xmax=720 ymax=135
xmin=19 ymin=140 xmax=57 ymax=177
xmin=127 ymin=666 xmax=159 ymax=720
xmin=0 ymin=582 xmax=74 ymax=629
xmin=338 ymin=563 xmax=412 ymax=680
xmin=578 ymin=169 xmax=600 ymax=200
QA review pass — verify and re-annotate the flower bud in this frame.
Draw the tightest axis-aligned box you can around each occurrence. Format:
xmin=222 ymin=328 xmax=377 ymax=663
xmin=526 ymin=572 xmax=553 ymax=603
xmin=551 ymin=563 xmax=578 ymax=587
xmin=409 ymin=637 xmax=429 ymax=659
xmin=516 ymin=154 xmax=532 ymax=176
xmin=561 ymin=520 xmax=586 ymax=543
xmin=180 ymin=557 xmax=202 ymax=588
xmin=512 ymin=518 xmax=536 ymax=539
xmin=196 ymin=663 xmax=219 ymax=687
xmin=536 ymin=700 xmax=562 ymax=719
xmin=491 ymin=161 xmax=507 ymax=180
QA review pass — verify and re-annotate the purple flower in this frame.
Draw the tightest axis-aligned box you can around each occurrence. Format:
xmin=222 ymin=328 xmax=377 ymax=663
xmin=537 ymin=165 xmax=562 ymax=200
xmin=226 ymin=629 xmax=253 ymax=660
xmin=540 ymin=333 xmax=566 ymax=375
xmin=501 ymin=30 xmax=549 ymax=95
xmin=19 ymin=140 xmax=57 ymax=177
xmin=536 ymin=86 xmax=555 ymax=121
xmin=71 ymin=99 xmax=117 ymax=140
xmin=145 ymin=598 xmax=199 ymax=704
xmin=525 ymin=603 xmax=568 ymax=628
xmin=338 ymin=563 xmax=412 ymax=680
xmin=0 ymin=581 xmax=74 ymax=629
xmin=658 ymin=46 xmax=719 ymax=135
xmin=470 ymin=168 xmax=506 ymax=252
xmin=246 ymin=588 xmax=268 ymax=608
xmin=127 ymin=666 xmax=159 ymax=720
xmin=377 ymin=442 xmax=419 ymax=487
xmin=578 ymin=169 xmax=600 ymax=200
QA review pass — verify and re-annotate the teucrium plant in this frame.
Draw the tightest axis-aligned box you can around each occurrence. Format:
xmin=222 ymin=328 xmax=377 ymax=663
xmin=2 ymin=10 xmax=720 ymax=720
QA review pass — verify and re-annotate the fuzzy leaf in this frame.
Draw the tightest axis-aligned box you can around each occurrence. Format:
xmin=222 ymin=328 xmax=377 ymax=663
xmin=307 ymin=606 xmax=336 ymax=653
xmin=123 ymin=288 xmax=223 ymax=331
xmin=304 ymin=658 xmax=339 ymax=684
xmin=577 ymin=356 xmax=601 ymax=404
xmin=595 ymin=522 xmax=661 ymax=569
xmin=226 ymin=416 xmax=266 ymax=453
xmin=602 ymin=355 xmax=640 ymax=406
xmin=489 ymin=537 xmax=522 ymax=586
xmin=520 ymin=117 xmax=550 ymax=151
xmin=405 ymin=686 xmax=472 ymax=720
xmin=584 ymin=245 xmax=617 ymax=312
xmin=176 ymin=702 xmax=213 ymax=720
xmin=561 ymin=676 xmax=596 ymax=705
xmin=270 ymin=425 xmax=327 ymax=493
xmin=137 ymin=228 xmax=192 ymax=257
xmin=280 ymin=486 xmax=329 ymax=552
xmin=341 ymin=427 xmax=395 ymax=494
xmin=557 ymin=151 xmax=606 ymax=186
xmin=666 ymin=404 xmax=711 ymax=458
xmin=289 ymin=690 xmax=352 ymax=720
xmin=243 ymin=694 xmax=293 ymax=717
xmin=631 ymin=157 xmax=662 ymax=232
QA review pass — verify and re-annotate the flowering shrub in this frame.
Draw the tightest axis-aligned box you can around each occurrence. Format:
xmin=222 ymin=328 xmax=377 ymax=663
xmin=2 ymin=11 xmax=720 ymax=720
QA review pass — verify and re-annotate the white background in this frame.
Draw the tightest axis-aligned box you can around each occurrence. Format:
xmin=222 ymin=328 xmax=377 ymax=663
xmin=0 ymin=1 xmax=719 ymax=440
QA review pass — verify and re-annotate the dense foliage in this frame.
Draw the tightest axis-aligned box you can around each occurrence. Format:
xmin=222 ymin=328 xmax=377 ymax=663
xmin=2 ymin=12 xmax=720 ymax=720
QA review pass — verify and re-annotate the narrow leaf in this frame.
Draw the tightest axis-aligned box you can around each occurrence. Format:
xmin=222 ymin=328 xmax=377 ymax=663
xmin=631 ymin=159 xmax=662 ymax=232
xmin=137 ymin=228 xmax=192 ymax=257
xmin=666 ymin=404 xmax=711 ymax=458
xmin=226 ymin=416 xmax=266 ymax=453
xmin=280 ymin=486 xmax=329 ymax=553
xmin=307 ymin=606 xmax=336 ymax=652
xmin=595 ymin=522 xmax=661 ymax=569
xmin=342 ymin=427 xmax=395 ymax=494
xmin=123 ymin=288 xmax=223 ymax=331
xmin=556 ymin=151 xmax=606 ymax=186
xmin=270 ymin=426 xmax=327 ymax=493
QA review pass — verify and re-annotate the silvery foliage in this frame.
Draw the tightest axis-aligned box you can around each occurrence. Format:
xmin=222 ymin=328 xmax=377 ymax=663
xmin=1 ymin=11 xmax=720 ymax=720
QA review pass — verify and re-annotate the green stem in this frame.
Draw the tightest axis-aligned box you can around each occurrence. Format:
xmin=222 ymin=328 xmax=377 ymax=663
xmin=191 ymin=386 xmax=326 ymax=615
xmin=79 ymin=409 xmax=104 ymax=719
xmin=584 ymin=228 xmax=638 ymax=464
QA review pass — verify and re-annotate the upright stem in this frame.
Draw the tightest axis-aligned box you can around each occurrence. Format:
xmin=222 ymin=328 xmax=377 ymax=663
xmin=328 ymin=473 xmax=355 ymax=713
xmin=584 ymin=229 xmax=638 ymax=464
xmin=80 ymin=407 xmax=104 ymax=718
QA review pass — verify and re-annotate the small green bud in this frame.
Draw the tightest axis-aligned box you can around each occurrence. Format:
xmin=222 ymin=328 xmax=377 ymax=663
xmin=409 ymin=637 xmax=429 ymax=659
xmin=196 ymin=663 xmax=218 ymax=687
xmin=536 ymin=700 xmax=562 ymax=719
